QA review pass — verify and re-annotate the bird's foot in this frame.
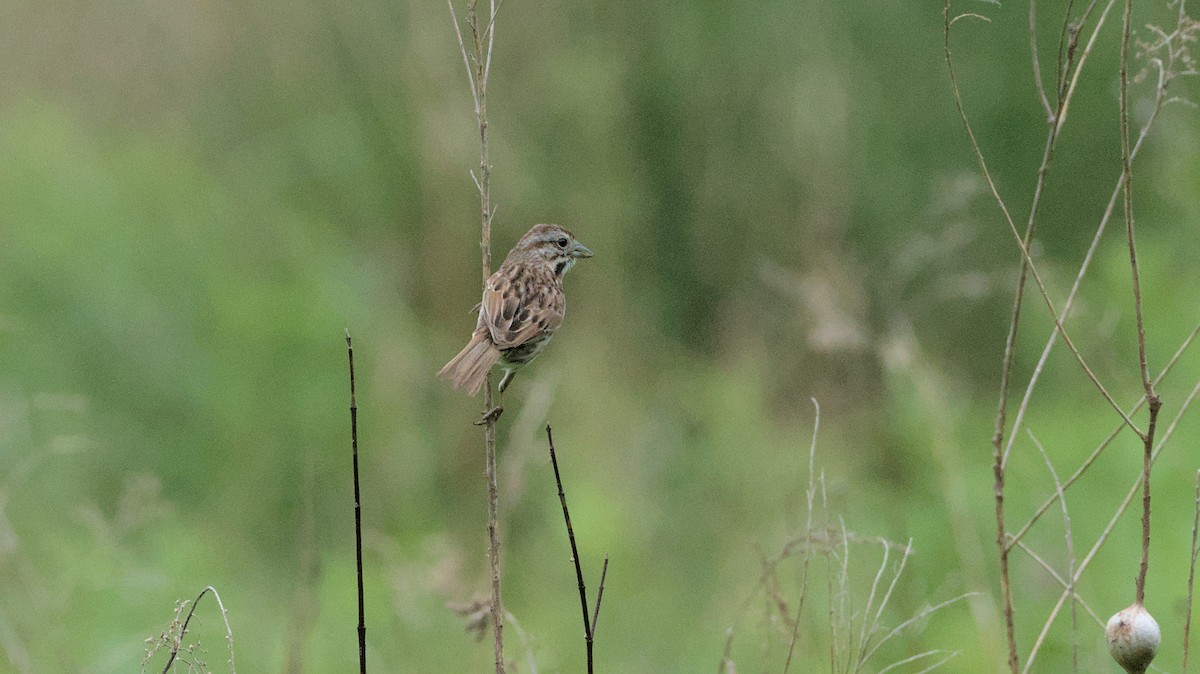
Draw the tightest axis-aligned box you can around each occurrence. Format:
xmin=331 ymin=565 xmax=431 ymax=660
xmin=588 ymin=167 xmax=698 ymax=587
xmin=473 ymin=406 xmax=505 ymax=426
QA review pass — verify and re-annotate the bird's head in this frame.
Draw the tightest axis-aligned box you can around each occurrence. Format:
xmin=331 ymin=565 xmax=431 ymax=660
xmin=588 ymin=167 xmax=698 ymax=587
xmin=513 ymin=224 xmax=594 ymax=276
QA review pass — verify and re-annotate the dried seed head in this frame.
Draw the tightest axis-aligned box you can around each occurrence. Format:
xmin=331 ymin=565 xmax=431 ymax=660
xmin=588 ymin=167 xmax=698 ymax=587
xmin=1105 ymin=603 xmax=1160 ymax=674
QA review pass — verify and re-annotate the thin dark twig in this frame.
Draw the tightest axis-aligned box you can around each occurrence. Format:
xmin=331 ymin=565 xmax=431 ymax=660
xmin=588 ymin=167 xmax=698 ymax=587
xmin=951 ymin=3 xmax=1099 ymax=660
xmin=1057 ymin=0 xmax=1121 ymax=132
xmin=591 ymin=556 xmax=610 ymax=638
xmin=345 ymin=331 xmax=366 ymax=674
xmin=1056 ymin=1 xmax=1102 ymax=109
xmin=1004 ymin=0 xmax=1110 ymax=470
xmin=546 ymin=425 xmax=596 ymax=673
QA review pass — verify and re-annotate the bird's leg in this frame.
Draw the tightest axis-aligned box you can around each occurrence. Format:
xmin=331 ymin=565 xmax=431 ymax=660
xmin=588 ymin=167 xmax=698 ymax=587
xmin=498 ymin=369 xmax=516 ymax=393
xmin=474 ymin=369 xmax=512 ymax=426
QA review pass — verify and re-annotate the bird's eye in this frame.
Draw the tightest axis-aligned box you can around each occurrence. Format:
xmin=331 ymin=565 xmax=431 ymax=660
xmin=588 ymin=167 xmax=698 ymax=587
xmin=556 ymin=238 xmax=569 ymax=248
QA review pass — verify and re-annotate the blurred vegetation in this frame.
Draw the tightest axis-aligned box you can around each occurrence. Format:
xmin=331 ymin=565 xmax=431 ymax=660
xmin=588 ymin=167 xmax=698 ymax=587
xmin=1 ymin=0 xmax=1199 ymax=672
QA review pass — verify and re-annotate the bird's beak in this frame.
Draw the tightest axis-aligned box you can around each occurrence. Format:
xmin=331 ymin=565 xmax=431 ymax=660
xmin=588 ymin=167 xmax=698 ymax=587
xmin=572 ymin=242 xmax=594 ymax=258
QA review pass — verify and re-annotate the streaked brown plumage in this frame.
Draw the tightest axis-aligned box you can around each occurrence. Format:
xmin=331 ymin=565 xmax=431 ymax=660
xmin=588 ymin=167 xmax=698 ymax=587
xmin=438 ymin=224 xmax=593 ymax=396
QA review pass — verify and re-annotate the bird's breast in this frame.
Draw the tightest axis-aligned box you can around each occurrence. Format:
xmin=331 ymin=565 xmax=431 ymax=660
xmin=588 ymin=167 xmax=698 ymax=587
xmin=500 ymin=334 xmax=553 ymax=367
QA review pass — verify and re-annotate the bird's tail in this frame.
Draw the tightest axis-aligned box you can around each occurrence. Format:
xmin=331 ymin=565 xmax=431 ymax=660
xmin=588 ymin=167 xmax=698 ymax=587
xmin=437 ymin=332 xmax=502 ymax=396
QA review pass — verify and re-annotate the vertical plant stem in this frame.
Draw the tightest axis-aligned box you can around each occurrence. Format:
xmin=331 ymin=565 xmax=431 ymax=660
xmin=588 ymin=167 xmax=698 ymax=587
xmin=1118 ymin=0 xmax=1160 ymax=607
xmin=546 ymin=425 xmax=595 ymax=673
xmin=783 ymin=399 xmax=821 ymax=674
xmin=945 ymin=3 xmax=1139 ymax=666
xmin=485 ymin=407 xmax=504 ymax=674
xmin=1136 ymin=402 xmax=1158 ymax=607
xmin=1184 ymin=471 xmax=1200 ymax=673
xmin=477 ymin=41 xmax=505 ymax=674
xmin=991 ymin=290 xmax=1022 ymax=674
xmin=1120 ymin=0 xmax=1150 ymax=395
xmin=449 ymin=0 xmax=505 ymax=669
xmin=346 ymin=331 xmax=366 ymax=674
xmin=1052 ymin=0 xmax=1080 ymax=107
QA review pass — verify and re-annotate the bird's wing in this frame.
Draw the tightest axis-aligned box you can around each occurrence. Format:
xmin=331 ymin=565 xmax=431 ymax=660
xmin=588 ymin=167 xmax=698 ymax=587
xmin=481 ymin=266 xmax=564 ymax=349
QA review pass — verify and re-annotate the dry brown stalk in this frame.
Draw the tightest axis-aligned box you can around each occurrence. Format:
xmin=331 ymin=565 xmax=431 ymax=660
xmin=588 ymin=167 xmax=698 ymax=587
xmin=447 ymin=0 xmax=505 ymax=670
xmin=945 ymin=0 xmax=1199 ymax=669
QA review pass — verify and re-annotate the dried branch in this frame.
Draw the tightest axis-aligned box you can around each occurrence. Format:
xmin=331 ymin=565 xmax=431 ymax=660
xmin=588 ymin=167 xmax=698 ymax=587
xmin=949 ymin=0 xmax=1200 ymax=670
xmin=1185 ymin=471 xmax=1200 ymax=673
xmin=876 ymin=650 xmax=959 ymax=674
xmin=1118 ymin=0 xmax=1161 ymax=609
xmin=782 ymin=398 xmax=820 ymax=673
xmin=157 ymin=586 xmax=236 ymax=674
xmin=1001 ymin=74 xmax=1176 ymax=471
xmin=947 ymin=0 xmax=1142 ymax=441
xmin=943 ymin=5 xmax=1025 ymax=667
xmin=1028 ymin=430 xmax=1079 ymax=670
xmin=448 ymin=0 xmax=505 ymax=669
xmin=858 ymin=593 xmax=979 ymax=666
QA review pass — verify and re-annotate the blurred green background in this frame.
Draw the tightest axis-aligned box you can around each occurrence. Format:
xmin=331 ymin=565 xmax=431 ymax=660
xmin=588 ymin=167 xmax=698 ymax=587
xmin=2 ymin=0 xmax=1200 ymax=671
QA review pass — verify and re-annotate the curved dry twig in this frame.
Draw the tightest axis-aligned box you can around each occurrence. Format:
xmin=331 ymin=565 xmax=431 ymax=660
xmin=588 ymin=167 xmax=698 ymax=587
xmin=159 ymin=586 xmax=236 ymax=674
xmin=946 ymin=0 xmax=1143 ymax=442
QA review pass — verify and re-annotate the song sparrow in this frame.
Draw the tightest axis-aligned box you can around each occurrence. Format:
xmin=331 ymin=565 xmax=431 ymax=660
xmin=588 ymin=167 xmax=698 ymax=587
xmin=438 ymin=224 xmax=593 ymax=396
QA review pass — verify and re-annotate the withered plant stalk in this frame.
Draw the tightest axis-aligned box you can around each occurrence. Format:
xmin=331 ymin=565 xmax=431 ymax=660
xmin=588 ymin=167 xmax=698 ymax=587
xmin=448 ymin=0 xmax=505 ymax=670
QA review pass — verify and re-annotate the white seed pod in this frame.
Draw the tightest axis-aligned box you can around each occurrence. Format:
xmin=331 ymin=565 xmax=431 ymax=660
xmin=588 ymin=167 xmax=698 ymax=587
xmin=1105 ymin=603 xmax=1160 ymax=674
